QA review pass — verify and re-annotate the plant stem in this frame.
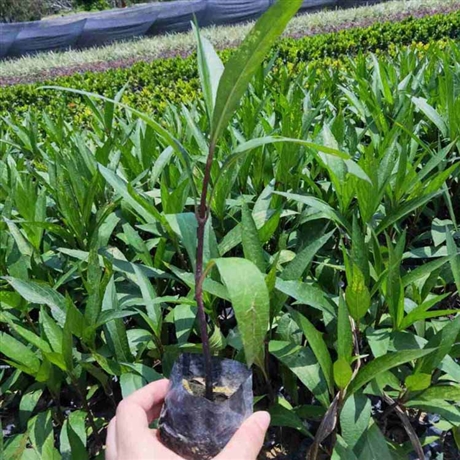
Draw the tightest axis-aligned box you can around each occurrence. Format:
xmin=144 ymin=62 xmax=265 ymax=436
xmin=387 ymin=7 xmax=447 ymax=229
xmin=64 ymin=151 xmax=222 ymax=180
xmin=194 ymin=141 xmax=217 ymax=401
xmin=50 ymin=389 xmax=65 ymax=426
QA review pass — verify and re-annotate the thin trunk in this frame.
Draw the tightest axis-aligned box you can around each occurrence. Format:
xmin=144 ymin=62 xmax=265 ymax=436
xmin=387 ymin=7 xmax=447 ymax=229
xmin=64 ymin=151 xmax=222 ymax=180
xmin=194 ymin=141 xmax=217 ymax=401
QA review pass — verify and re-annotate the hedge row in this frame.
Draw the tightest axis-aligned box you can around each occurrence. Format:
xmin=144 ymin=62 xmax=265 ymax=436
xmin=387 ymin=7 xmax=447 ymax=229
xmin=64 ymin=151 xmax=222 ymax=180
xmin=1 ymin=11 xmax=460 ymax=119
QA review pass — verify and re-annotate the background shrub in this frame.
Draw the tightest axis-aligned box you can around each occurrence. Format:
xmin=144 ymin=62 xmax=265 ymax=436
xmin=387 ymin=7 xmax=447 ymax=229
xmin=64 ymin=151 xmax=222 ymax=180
xmin=0 ymin=0 xmax=46 ymax=22
xmin=1 ymin=11 xmax=459 ymax=120
xmin=72 ymin=0 xmax=173 ymax=12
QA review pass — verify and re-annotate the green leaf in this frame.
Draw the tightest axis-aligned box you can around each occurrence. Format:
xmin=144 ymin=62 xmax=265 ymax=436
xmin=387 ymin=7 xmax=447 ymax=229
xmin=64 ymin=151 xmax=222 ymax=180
xmin=241 ymin=204 xmax=266 ymax=273
xmin=84 ymin=247 xmax=102 ymax=327
xmin=3 ymin=433 xmax=29 ymax=460
xmin=358 ymin=422 xmax=393 ymax=460
xmin=19 ymin=386 xmax=44 ymax=428
xmin=340 ymin=393 xmax=372 ymax=451
xmin=3 ymin=277 xmax=67 ymax=326
xmin=289 ymin=308 xmax=334 ymax=394
xmin=275 ymin=192 xmax=351 ymax=232
xmin=337 ymin=294 xmax=353 ymax=362
xmin=412 ymin=97 xmax=447 ymax=137
xmin=332 ymin=435 xmax=359 ymax=460
xmin=351 ymin=217 xmax=369 ymax=284
xmin=416 ymin=316 xmax=460 ymax=375
xmin=7 ymin=321 xmax=51 ymax=354
xmin=28 ymin=410 xmax=58 ymax=459
xmin=366 ymin=329 xmax=390 ymax=358
xmin=402 ymin=256 xmax=452 ymax=288
xmin=174 ymin=304 xmax=197 ymax=345
xmin=399 ymin=294 xmax=452 ymax=330
xmin=121 ymin=362 xmax=162 ymax=383
xmin=165 ymin=213 xmax=198 ymax=271
xmin=347 ymin=348 xmax=434 ymax=396
xmin=275 ymin=279 xmax=336 ymax=317
xmin=281 ymin=230 xmax=335 ymax=281
xmin=214 ymin=258 xmax=270 ymax=367
xmin=42 ymin=86 xmax=197 ymax=197
xmin=65 ymin=297 xmax=87 ymax=339
xmin=192 ymin=22 xmax=224 ymax=117
xmin=453 ymin=425 xmax=460 ymax=451
xmin=60 ymin=410 xmax=88 ymax=460
xmin=417 ymin=384 xmax=460 ymax=402
xmin=269 ymin=403 xmax=312 ymax=437
xmin=102 ymin=277 xmax=132 ymax=363
xmin=99 ymin=164 xmax=162 ymax=224
xmin=211 ymin=0 xmax=303 ymax=147
xmin=40 ymin=309 xmax=62 ymax=353
xmin=150 ymin=146 xmax=173 ymax=187
xmin=386 ymin=233 xmax=405 ymax=329
xmin=62 ymin=311 xmax=74 ymax=373
xmin=3 ymin=217 xmax=33 ymax=258
xmin=405 ymin=373 xmax=431 ymax=392
xmin=120 ymin=373 xmax=145 ymax=398
xmin=376 ymin=192 xmax=441 ymax=235
xmin=232 ymin=135 xmax=351 ymax=159
xmin=122 ymin=223 xmax=153 ymax=267
xmin=446 ymin=229 xmax=460 ymax=294
xmin=133 ymin=264 xmax=162 ymax=338
xmin=169 ymin=264 xmax=229 ymax=301
xmin=334 ymin=358 xmax=353 ymax=390
xmin=345 ymin=264 xmax=371 ymax=322
xmin=209 ymin=326 xmax=226 ymax=352
xmin=405 ymin=399 xmax=460 ymax=424
xmin=269 ymin=340 xmax=330 ymax=407
xmin=0 ymin=332 xmax=41 ymax=374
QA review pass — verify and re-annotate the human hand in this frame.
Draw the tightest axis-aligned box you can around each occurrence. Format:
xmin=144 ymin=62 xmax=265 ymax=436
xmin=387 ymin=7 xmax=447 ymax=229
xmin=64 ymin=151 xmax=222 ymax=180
xmin=106 ymin=379 xmax=270 ymax=460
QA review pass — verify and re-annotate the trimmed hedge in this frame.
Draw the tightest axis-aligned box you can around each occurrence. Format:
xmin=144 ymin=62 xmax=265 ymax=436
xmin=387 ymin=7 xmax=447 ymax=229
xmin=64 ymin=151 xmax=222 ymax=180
xmin=1 ymin=11 xmax=460 ymax=119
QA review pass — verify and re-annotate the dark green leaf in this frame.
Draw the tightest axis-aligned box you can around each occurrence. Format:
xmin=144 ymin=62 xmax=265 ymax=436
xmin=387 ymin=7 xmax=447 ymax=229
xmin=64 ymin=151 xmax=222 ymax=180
xmin=269 ymin=340 xmax=330 ymax=407
xmin=241 ymin=204 xmax=266 ymax=273
xmin=275 ymin=279 xmax=336 ymax=316
xmin=269 ymin=403 xmax=312 ymax=437
xmin=290 ymin=308 xmax=334 ymax=394
xmin=337 ymin=294 xmax=353 ymax=362
xmin=347 ymin=348 xmax=433 ymax=396
xmin=340 ymin=393 xmax=372 ymax=451
xmin=416 ymin=316 xmax=460 ymax=374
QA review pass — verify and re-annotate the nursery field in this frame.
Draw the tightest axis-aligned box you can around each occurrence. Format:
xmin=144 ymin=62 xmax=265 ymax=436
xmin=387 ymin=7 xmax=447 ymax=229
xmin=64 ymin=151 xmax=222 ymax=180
xmin=1 ymin=0 xmax=458 ymax=85
xmin=1 ymin=0 xmax=460 ymax=459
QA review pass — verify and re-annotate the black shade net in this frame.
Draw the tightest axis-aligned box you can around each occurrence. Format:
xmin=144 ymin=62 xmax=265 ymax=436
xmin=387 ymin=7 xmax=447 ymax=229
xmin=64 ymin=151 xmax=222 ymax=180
xmin=0 ymin=0 xmax=385 ymax=60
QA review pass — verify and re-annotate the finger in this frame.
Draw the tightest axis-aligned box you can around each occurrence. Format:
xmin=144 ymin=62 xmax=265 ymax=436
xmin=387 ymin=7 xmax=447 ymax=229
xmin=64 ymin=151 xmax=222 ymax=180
xmin=215 ymin=411 xmax=271 ymax=460
xmin=116 ymin=379 xmax=169 ymax=444
xmin=120 ymin=379 xmax=169 ymax=422
xmin=105 ymin=417 xmax=117 ymax=460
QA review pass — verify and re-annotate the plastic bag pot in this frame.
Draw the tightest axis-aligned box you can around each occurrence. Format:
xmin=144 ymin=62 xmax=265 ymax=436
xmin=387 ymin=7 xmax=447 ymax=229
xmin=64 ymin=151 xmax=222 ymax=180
xmin=159 ymin=353 xmax=253 ymax=460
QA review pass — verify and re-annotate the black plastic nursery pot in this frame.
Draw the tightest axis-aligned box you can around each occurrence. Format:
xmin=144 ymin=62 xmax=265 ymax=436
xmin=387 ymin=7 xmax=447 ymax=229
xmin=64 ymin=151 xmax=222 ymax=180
xmin=159 ymin=353 xmax=253 ymax=460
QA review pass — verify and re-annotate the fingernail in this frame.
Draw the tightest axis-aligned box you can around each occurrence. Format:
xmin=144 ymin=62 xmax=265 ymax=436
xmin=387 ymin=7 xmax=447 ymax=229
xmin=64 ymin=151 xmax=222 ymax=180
xmin=253 ymin=411 xmax=271 ymax=429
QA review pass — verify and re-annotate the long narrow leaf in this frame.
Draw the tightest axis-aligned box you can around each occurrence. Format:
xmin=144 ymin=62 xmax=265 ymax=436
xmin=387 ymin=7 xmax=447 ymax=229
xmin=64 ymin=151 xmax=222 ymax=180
xmin=211 ymin=0 xmax=303 ymax=147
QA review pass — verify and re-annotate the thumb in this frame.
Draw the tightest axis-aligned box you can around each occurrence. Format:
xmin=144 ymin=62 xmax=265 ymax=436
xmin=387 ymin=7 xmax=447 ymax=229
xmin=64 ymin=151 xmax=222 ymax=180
xmin=216 ymin=411 xmax=271 ymax=460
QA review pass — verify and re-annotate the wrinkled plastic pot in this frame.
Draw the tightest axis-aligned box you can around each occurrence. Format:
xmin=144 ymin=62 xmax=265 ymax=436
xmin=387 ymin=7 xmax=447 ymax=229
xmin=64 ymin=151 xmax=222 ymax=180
xmin=159 ymin=353 xmax=253 ymax=460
